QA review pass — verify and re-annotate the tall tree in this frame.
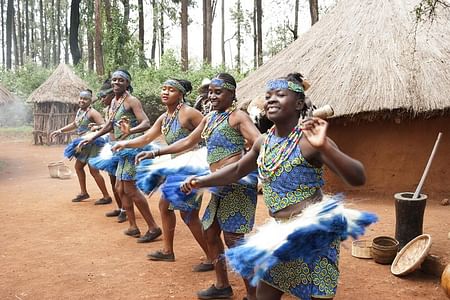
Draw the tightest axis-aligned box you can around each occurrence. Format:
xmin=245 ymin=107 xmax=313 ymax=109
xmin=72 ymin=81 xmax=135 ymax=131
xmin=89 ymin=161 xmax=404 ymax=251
xmin=69 ymin=0 xmax=81 ymax=65
xmin=16 ymin=0 xmax=23 ymax=65
xmin=103 ymin=0 xmax=112 ymax=27
xmin=64 ymin=8 xmax=69 ymax=63
xmin=6 ymin=0 xmax=13 ymax=69
xmin=288 ymin=0 xmax=299 ymax=40
xmin=50 ymin=0 xmax=57 ymax=65
xmin=12 ymin=1 xmax=18 ymax=67
xmin=256 ymin=0 xmax=262 ymax=67
xmin=138 ymin=0 xmax=146 ymax=67
xmin=202 ymin=0 xmax=217 ymax=64
xmin=94 ymin=0 xmax=104 ymax=75
xmin=252 ymin=0 xmax=256 ymax=68
xmin=150 ymin=0 xmax=158 ymax=63
xmin=25 ymin=0 xmax=30 ymax=57
xmin=220 ymin=0 xmax=225 ymax=66
xmin=39 ymin=0 xmax=46 ymax=66
xmin=56 ymin=0 xmax=61 ymax=64
xmin=87 ymin=0 xmax=95 ymax=71
xmin=309 ymin=0 xmax=319 ymax=25
xmin=30 ymin=0 xmax=36 ymax=61
xmin=235 ymin=0 xmax=242 ymax=72
xmin=1 ymin=0 xmax=5 ymax=68
xmin=180 ymin=0 xmax=188 ymax=70
xmin=160 ymin=3 xmax=164 ymax=56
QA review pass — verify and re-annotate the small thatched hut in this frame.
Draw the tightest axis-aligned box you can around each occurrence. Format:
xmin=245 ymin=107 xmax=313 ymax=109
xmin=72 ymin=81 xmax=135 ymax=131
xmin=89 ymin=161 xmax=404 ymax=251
xmin=237 ymin=0 xmax=450 ymax=198
xmin=0 ymin=83 xmax=18 ymax=106
xmin=27 ymin=64 xmax=88 ymax=145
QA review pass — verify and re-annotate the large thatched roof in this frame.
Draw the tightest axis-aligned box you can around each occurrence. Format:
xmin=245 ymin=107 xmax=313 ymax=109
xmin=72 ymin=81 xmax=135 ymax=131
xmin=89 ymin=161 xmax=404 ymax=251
xmin=237 ymin=0 xmax=450 ymax=119
xmin=27 ymin=64 xmax=88 ymax=104
xmin=0 ymin=84 xmax=19 ymax=105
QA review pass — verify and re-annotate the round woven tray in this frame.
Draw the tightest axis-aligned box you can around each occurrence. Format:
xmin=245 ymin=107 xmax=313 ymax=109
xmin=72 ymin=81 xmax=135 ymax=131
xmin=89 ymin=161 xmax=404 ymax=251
xmin=391 ymin=234 xmax=432 ymax=276
xmin=352 ymin=240 xmax=373 ymax=259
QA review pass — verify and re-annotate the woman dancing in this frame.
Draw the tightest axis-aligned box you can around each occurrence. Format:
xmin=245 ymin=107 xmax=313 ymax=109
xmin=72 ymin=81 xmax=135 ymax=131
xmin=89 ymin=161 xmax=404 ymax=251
xmin=80 ymin=70 xmax=161 ymax=243
xmin=112 ymin=78 xmax=213 ymax=271
xmin=50 ymin=89 xmax=112 ymax=204
xmin=181 ymin=73 xmax=366 ymax=300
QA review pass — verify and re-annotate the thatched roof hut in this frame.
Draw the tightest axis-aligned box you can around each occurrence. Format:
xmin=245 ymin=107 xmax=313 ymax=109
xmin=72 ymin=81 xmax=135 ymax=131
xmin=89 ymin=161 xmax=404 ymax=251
xmin=27 ymin=64 xmax=88 ymax=145
xmin=238 ymin=0 xmax=450 ymax=198
xmin=0 ymin=83 xmax=18 ymax=105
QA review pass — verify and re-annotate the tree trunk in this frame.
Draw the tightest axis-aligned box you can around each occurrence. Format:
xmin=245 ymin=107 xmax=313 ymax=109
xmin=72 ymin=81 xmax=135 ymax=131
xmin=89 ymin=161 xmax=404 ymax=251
xmin=150 ymin=0 xmax=157 ymax=63
xmin=103 ymin=0 xmax=112 ymax=27
xmin=12 ymin=2 xmax=18 ymax=68
xmin=235 ymin=0 xmax=241 ymax=73
xmin=16 ymin=0 xmax=23 ymax=65
xmin=30 ymin=0 xmax=35 ymax=61
xmin=202 ymin=0 xmax=212 ymax=64
xmin=94 ymin=0 xmax=104 ymax=75
xmin=293 ymin=0 xmax=299 ymax=40
xmin=69 ymin=0 xmax=81 ymax=65
xmin=56 ymin=0 xmax=61 ymax=64
xmin=87 ymin=0 xmax=94 ymax=71
xmin=39 ymin=0 xmax=45 ymax=66
xmin=65 ymin=8 xmax=69 ymax=64
xmin=181 ymin=0 xmax=188 ymax=70
xmin=221 ymin=0 xmax=225 ymax=66
xmin=5 ymin=0 xmax=13 ymax=69
xmin=25 ymin=0 xmax=29 ymax=57
xmin=252 ymin=0 xmax=256 ymax=68
xmin=160 ymin=4 xmax=164 ymax=57
xmin=256 ymin=0 xmax=262 ymax=67
xmin=138 ymin=0 xmax=146 ymax=67
xmin=309 ymin=0 xmax=319 ymax=25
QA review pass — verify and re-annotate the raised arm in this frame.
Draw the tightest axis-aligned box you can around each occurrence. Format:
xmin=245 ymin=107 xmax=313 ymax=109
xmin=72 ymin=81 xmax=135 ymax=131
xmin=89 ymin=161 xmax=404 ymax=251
xmin=301 ymin=117 xmax=366 ymax=186
xmin=113 ymin=115 xmax=163 ymax=151
xmin=50 ymin=120 xmax=77 ymax=140
xmin=181 ymin=137 xmax=262 ymax=193
xmin=123 ymin=96 xmax=151 ymax=135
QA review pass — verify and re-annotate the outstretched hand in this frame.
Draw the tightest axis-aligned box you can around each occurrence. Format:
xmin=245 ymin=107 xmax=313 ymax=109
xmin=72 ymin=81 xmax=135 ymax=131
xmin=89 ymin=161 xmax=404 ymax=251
xmin=180 ymin=176 xmax=199 ymax=194
xmin=300 ymin=117 xmax=328 ymax=149
xmin=135 ymin=150 xmax=156 ymax=165
xmin=111 ymin=141 xmax=127 ymax=152
xmin=78 ymin=138 xmax=92 ymax=149
xmin=49 ymin=130 xmax=61 ymax=141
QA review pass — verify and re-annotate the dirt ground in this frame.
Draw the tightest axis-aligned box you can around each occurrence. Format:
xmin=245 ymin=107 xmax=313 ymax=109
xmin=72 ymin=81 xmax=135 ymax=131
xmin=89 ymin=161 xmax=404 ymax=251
xmin=1 ymin=136 xmax=449 ymax=300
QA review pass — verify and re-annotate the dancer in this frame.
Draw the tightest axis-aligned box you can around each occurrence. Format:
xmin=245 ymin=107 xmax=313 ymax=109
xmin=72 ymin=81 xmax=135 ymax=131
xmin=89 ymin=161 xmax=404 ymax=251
xmin=112 ymin=78 xmax=213 ymax=271
xmin=80 ymin=69 xmax=161 ymax=242
xmin=136 ymin=73 xmax=261 ymax=300
xmin=181 ymin=73 xmax=366 ymax=300
xmin=50 ymin=89 xmax=112 ymax=204
xmin=91 ymin=80 xmax=126 ymax=223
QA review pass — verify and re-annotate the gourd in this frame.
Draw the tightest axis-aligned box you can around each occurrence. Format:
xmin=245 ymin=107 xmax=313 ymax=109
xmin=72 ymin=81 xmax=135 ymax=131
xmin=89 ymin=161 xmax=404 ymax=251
xmin=442 ymin=264 xmax=450 ymax=298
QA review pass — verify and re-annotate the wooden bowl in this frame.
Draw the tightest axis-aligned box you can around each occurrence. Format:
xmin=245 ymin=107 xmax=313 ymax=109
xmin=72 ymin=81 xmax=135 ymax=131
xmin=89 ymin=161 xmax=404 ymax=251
xmin=391 ymin=234 xmax=432 ymax=276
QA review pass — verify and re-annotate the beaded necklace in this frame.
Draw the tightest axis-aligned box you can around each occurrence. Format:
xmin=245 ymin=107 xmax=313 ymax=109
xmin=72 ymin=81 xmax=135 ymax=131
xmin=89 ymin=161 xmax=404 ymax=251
xmin=74 ymin=106 xmax=91 ymax=127
xmin=161 ymin=102 xmax=183 ymax=135
xmin=108 ymin=91 xmax=128 ymax=121
xmin=257 ymin=125 xmax=303 ymax=181
xmin=201 ymin=107 xmax=234 ymax=140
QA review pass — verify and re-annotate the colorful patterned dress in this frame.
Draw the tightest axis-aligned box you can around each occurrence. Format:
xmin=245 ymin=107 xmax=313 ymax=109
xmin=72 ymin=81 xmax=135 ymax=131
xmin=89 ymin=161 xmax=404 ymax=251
xmin=259 ymin=132 xmax=339 ymax=300
xmin=113 ymin=101 xmax=142 ymax=181
xmin=161 ymin=105 xmax=202 ymax=211
xmin=202 ymin=111 xmax=258 ymax=234
xmin=74 ymin=108 xmax=101 ymax=163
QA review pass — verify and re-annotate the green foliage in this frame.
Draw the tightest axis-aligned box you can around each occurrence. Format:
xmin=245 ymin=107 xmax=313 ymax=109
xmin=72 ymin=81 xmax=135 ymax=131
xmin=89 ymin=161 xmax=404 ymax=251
xmin=414 ymin=0 xmax=449 ymax=22
xmin=0 ymin=61 xmax=53 ymax=98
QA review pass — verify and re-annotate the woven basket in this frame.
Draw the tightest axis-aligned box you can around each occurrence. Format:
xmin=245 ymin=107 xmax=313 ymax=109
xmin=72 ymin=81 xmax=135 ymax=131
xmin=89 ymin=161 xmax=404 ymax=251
xmin=48 ymin=161 xmax=65 ymax=178
xmin=352 ymin=240 xmax=373 ymax=259
xmin=391 ymin=234 xmax=432 ymax=276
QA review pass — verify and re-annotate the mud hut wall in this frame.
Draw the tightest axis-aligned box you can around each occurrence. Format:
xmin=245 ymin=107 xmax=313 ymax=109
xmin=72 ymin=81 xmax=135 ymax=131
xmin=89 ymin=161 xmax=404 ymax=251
xmin=323 ymin=117 xmax=450 ymax=199
xmin=32 ymin=102 xmax=77 ymax=145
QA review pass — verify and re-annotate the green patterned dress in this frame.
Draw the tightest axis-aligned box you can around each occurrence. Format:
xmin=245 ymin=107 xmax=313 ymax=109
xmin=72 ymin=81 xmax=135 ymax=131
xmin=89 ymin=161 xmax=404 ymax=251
xmin=74 ymin=108 xmax=101 ymax=163
xmin=202 ymin=111 xmax=258 ymax=234
xmin=259 ymin=132 xmax=339 ymax=300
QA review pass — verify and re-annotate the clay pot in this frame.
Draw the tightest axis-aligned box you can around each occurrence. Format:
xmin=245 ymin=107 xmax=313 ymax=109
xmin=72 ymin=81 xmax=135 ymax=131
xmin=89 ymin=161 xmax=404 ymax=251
xmin=442 ymin=264 xmax=450 ymax=298
xmin=371 ymin=236 xmax=399 ymax=265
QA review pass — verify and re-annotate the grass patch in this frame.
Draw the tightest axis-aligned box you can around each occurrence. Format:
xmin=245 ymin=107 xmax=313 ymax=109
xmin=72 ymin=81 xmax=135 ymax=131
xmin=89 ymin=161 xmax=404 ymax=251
xmin=0 ymin=126 xmax=33 ymax=140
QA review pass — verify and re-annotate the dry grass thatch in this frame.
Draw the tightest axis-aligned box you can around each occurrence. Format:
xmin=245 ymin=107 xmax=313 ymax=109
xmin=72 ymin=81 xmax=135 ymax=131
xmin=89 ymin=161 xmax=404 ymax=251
xmin=27 ymin=64 xmax=88 ymax=104
xmin=237 ymin=0 xmax=450 ymax=119
xmin=0 ymin=83 xmax=19 ymax=105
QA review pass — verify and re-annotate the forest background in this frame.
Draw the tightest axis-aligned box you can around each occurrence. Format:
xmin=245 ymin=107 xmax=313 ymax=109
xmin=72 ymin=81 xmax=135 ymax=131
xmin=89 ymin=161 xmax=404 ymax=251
xmin=0 ymin=0 xmax=442 ymax=125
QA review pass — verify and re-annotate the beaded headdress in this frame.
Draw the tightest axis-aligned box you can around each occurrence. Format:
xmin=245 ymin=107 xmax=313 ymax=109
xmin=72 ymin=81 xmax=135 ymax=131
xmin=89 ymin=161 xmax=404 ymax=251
xmin=163 ymin=79 xmax=187 ymax=95
xmin=266 ymin=79 xmax=304 ymax=93
xmin=211 ymin=78 xmax=236 ymax=91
